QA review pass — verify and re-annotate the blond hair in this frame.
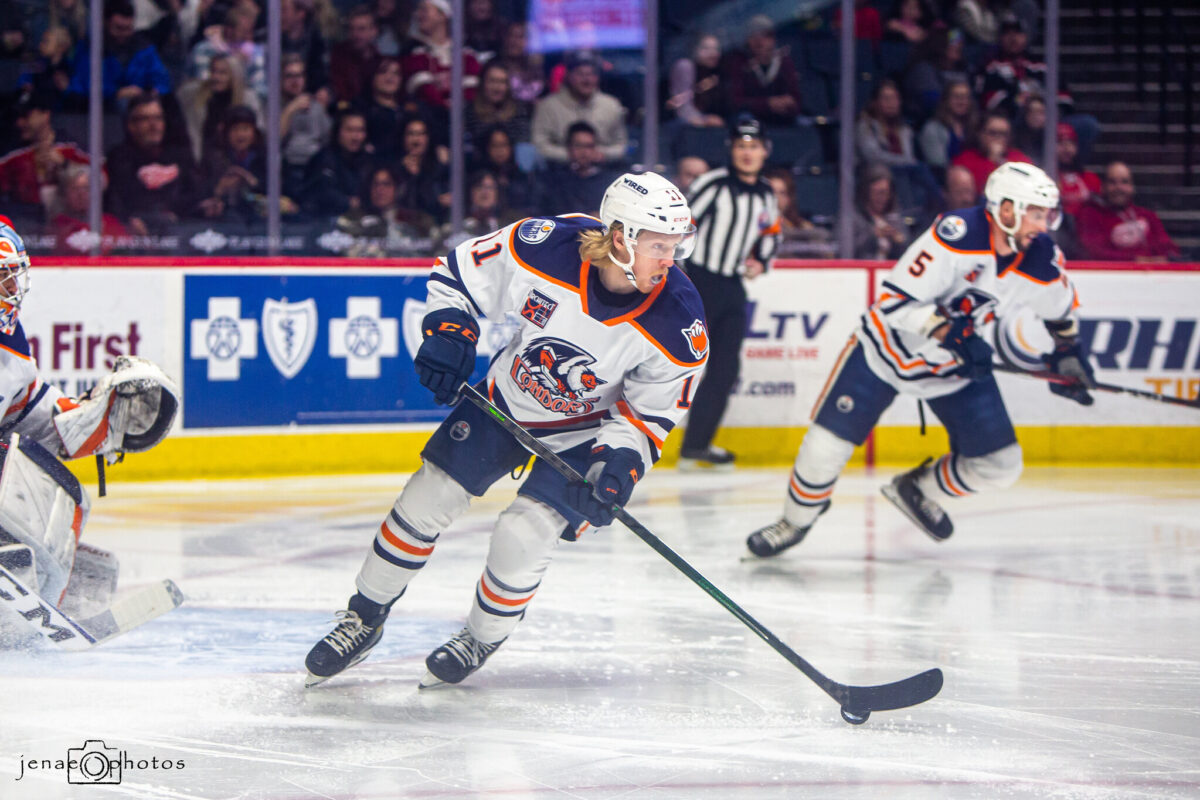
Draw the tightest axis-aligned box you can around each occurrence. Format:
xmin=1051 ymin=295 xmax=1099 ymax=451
xmin=578 ymin=222 xmax=621 ymax=267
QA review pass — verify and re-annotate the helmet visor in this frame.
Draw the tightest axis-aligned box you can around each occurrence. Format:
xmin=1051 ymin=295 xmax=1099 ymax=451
xmin=631 ymin=225 xmax=697 ymax=261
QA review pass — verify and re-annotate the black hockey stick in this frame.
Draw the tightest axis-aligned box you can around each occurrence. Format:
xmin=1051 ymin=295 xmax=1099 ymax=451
xmin=459 ymin=383 xmax=943 ymax=724
xmin=994 ymin=363 xmax=1200 ymax=409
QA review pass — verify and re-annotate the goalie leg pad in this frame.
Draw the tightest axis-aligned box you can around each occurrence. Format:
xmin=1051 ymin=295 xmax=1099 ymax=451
xmin=0 ymin=433 xmax=90 ymax=601
xmin=355 ymin=461 xmax=471 ymax=604
xmin=466 ymin=495 xmax=564 ymax=644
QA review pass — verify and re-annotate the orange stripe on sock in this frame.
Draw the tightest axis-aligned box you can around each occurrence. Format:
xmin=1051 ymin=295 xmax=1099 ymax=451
xmin=789 ymin=474 xmax=833 ymax=500
xmin=940 ymin=457 xmax=968 ymax=497
xmin=379 ymin=522 xmax=435 ymax=557
xmin=479 ymin=575 xmax=534 ymax=607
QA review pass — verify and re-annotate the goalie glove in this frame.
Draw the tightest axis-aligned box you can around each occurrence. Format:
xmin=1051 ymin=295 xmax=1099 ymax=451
xmin=52 ymin=356 xmax=180 ymax=462
xmin=1044 ymin=321 xmax=1096 ymax=406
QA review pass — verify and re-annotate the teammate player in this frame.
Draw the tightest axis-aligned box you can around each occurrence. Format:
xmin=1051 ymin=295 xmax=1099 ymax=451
xmin=745 ymin=162 xmax=1096 ymax=557
xmin=305 ymin=172 xmax=708 ymax=688
xmin=0 ymin=219 xmax=178 ymax=617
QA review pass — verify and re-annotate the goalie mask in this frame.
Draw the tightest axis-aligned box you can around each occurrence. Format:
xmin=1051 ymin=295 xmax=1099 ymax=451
xmin=599 ymin=172 xmax=696 ymax=287
xmin=0 ymin=222 xmax=31 ymax=336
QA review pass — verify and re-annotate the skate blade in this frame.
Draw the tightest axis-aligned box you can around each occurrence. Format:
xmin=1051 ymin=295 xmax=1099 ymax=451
xmin=417 ymin=670 xmax=447 ymax=689
xmin=304 ymin=671 xmax=331 ymax=688
xmin=879 ymin=484 xmax=952 ymax=541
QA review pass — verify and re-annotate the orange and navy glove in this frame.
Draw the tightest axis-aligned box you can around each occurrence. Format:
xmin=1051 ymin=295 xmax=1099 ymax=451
xmin=566 ymin=445 xmax=643 ymax=527
xmin=940 ymin=315 xmax=994 ymax=381
xmin=415 ymin=308 xmax=479 ymax=405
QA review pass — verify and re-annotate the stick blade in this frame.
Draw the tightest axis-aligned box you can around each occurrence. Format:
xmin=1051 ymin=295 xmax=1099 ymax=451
xmin=844 ymin=667 xmax=944 ymax=714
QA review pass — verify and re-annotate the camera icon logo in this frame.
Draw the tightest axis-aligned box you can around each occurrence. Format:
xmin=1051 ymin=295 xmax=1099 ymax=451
xmin=67 ymin=740 xmax=122 ymax=784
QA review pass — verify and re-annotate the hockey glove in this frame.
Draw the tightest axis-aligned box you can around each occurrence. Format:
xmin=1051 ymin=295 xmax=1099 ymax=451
xmin=415 ymin=308 xmax=480 ymax=405
xmin=566 ymin=445 xmax=644 ymax=528
xmin=1044 ymin=337 xmax=1096 ymax=406
xmin=939 ymin=316 xmax=994 ymax=381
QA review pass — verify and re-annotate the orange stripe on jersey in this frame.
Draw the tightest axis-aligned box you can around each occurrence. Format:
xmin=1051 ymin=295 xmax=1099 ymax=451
xmin=3 ymin=380 xmax=35 ymax=417
xmin=940 ymin=457 xmax=968 ymax=496
xmin=628 ymin=320 xmax=706 ymax=368
xmin=616 ymin=399 xmax=664 ymax=449
xmin=479 ymin=576 xmax=533 ymax=607
xmin=380 ymin=522 xmax=435 ymax=557
xmin=867 ymin=309 xmax=955 ymax=375
xmin=810 ymin=335 xmax=857 ymax=420
xmin=789 ymin=474 xmax=833 ymax=501
xmin=762 ymin=219 xmax=781 ymax=236
xmin=604 ymin=278 xmax=665 ymax=326
xmin=0 ymin=341 xmax=31 ymax=361
xmin=71 ymin=505 xmax=84 ymax=542
xmin=506 ymin=223 xmax=583 ymax=295
xmin=931 ymin=230 xmax=992 ymax=255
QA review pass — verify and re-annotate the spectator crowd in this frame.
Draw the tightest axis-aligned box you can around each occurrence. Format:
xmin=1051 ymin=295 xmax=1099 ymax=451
xmin=0 ymin=0 xmax=1179 ymax=260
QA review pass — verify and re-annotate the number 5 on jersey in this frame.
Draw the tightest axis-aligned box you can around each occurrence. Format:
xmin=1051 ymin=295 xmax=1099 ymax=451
xmin=908 ymin=250 xmax=934 ymax=277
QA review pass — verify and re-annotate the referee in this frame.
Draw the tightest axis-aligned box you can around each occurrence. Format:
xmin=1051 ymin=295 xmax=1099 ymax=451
xmin=678 ymin=113 xmax=780 ymax=470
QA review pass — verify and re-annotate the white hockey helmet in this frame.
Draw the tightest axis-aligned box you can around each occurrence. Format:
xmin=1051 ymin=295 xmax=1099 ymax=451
xmin=599 ymin=172 xmax=696 ymax=283
xmin=985 ymin=161 xmax=1062 ymax=236
xmin=0 ymin=221 xmax=31 ymax=335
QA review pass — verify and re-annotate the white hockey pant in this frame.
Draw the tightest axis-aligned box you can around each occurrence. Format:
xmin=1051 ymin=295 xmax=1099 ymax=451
xmin=915 ymin=443 xmax=1024 ymax=499
xmin=782 ymin=424 xmax=855 ymax=529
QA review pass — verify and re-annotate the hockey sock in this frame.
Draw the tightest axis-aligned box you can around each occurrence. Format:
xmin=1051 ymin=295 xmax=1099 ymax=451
xmin=916 ymin=445 xmax=1023 ymax=500
xmin=465 ymin=496 xmax=563 ymax=643
xmin=783 ymin=424 xmax=854 ymax=528
xmin=356 ymin=462 xmax=471 ymax=604
xmin=916 ymin=454 xmax=975 ymax=500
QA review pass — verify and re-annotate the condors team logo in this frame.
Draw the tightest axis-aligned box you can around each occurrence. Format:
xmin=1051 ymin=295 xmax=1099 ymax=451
xmin=510 ymin=337 xmax=606 ymax=414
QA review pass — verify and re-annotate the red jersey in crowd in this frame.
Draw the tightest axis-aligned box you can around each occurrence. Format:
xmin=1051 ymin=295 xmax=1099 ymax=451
xmin=951 ymin=147 xmax=1032 ymax=197
xmin=1074 ymin=200 xmax=1180 ymax=261
xmin=0 ymin=142 xmax=91 ymax=206
xmin=1058 ymin=168 xmax=1101 ymax=216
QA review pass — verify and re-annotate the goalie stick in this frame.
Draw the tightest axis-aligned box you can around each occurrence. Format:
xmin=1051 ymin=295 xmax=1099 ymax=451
xmin=994 ymin=363 xmax=1200 ymax=409
xmin=459 ymin=383 xmax=943 ymax=724
xmin=0 ymin=559 xmax=183 ymax=651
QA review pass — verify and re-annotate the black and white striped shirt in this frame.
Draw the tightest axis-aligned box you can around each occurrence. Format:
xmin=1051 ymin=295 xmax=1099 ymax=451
xmin=685 ymin=167 xmax=781 ymax=278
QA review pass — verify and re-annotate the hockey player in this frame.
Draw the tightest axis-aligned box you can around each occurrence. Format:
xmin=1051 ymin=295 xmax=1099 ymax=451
xmin=0 ymin=220 xmax=180 ymax=640
xmin=305 ymin=172 xmax=708 ymax=688
xmin=746 ymin=162 xmax=1096 ymax=557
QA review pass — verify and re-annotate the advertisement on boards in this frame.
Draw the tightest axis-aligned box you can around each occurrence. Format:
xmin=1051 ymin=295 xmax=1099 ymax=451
xmin=16 ymin=268 xmax=176 ymax=399
xmin=182 ymin=272 xmax=518 ymax=429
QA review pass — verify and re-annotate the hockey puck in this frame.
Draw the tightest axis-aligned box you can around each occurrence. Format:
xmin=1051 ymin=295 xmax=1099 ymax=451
xmin=840 ymin=706 xmax=870 ymax=725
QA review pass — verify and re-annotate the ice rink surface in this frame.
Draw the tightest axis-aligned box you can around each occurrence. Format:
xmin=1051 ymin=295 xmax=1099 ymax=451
xmin=1 ymin=465 xmax=1198 ymax=799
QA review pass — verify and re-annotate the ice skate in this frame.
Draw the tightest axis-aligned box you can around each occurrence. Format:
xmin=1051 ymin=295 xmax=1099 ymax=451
xmin=419 ymin=627 xmax=505 ymax=688
xmin=677 ymin=445 xmax=736 ymax=472
xmin=881 ymin=459 xmax=954 ymax=541
xmin=304 ymin=592 xmax=394 ymax=687
xmin=746 ymin=501 xmax=830 ymax=557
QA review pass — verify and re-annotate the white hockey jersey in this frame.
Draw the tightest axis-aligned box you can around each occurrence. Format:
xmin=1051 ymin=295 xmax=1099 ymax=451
xmin=0 ymin=322 xmax=66 ymax=449
xmin=856 ymin=205 xmax=1079 ymax=399
xmin=426 ymin=215 xmax=710 ymax=473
